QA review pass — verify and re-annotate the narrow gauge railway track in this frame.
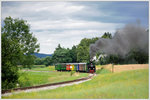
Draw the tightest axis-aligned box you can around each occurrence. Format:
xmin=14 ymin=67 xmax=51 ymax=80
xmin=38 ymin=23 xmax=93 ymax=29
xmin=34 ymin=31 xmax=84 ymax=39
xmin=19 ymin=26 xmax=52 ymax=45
xmin=2 ymin=74 xmax=95 ymax=95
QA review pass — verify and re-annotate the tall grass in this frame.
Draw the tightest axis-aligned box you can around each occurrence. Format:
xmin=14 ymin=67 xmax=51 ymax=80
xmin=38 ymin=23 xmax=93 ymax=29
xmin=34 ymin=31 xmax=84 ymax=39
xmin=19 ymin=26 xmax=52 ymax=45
xmin=3 ymin=69 xmax=149 ymax=99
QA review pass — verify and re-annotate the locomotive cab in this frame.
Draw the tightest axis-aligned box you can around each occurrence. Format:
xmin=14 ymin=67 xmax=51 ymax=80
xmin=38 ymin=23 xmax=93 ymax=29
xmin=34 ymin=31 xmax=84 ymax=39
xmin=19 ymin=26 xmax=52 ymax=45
xmin=87 ymin=61 xmax=96 ymax=73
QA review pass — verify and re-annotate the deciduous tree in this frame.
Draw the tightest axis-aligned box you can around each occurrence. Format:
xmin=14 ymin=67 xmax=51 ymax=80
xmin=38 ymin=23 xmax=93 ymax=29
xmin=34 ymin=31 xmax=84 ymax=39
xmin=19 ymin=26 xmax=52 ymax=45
xmin=2 ymin=17 xmax=40 ymax=89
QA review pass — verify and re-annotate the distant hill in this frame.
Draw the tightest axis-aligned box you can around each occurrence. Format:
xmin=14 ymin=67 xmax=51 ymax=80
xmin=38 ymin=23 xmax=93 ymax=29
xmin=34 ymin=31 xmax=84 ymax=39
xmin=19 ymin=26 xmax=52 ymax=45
xmin=33 ymin=53 xmax=53 ymax=58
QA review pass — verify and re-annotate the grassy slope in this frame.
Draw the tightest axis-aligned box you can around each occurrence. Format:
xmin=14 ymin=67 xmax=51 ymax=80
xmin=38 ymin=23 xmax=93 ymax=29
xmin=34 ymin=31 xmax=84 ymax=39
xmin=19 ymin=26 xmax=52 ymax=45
xmin=3 ymin=69 xmax=149 ymax=99
xmin=18 ymin=71 xmax=88 ymax=88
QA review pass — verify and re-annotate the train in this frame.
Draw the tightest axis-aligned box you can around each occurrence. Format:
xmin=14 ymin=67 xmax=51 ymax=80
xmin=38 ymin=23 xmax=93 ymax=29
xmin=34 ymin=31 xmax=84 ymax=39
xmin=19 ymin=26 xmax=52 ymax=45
xmin=55 ymin=62 xmax=96 ymax=73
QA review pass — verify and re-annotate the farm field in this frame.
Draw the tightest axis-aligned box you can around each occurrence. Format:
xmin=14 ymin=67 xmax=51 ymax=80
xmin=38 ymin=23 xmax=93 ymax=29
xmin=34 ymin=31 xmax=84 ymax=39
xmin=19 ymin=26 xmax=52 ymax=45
xmin=114 ymin=64 xmax=149 ymax=72
xmin=3 ymin=68 xmax=149 ymax=99
xmin=17 ymin=70 xmax=88 ymax=88
xmin=98 ymin=64 xmax=149 ymax=72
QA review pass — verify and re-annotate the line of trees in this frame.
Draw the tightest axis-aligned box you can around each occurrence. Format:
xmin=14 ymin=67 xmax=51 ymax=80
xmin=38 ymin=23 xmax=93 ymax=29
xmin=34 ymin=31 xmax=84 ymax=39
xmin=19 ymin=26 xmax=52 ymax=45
xmin=36 ymin=31 xmax=148 ymax=66
xmin=35 ymin=32 xmax=112 ymax=66
xmin=33 ymin=37 xmax=99 ymax=66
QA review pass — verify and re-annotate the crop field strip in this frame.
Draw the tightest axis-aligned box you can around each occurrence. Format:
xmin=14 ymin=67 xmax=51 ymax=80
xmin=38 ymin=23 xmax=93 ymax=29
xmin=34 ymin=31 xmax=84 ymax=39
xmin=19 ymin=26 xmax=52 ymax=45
xmin=100 ymin=64 xmax=149 ymax=73
xmin=2 ymin=73 xmax=94 ymax=96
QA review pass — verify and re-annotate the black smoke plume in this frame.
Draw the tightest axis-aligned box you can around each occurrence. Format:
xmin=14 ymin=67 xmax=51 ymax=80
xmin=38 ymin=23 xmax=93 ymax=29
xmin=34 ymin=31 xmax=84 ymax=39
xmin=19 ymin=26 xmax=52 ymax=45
xmin=90 ymin=22 xmax=149 ymax=60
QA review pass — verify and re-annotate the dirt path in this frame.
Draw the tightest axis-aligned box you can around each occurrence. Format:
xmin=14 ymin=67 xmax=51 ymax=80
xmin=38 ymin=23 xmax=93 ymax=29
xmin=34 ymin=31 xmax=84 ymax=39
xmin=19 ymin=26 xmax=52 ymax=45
xmin=2 ymin=74 xmax=95 ymax=97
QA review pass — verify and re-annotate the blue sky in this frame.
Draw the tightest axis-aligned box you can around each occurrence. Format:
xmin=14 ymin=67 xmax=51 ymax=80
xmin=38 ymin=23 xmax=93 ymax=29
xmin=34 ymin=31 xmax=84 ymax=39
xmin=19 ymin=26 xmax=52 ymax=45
xmin=1 ymin=1 xmax=149 ymax=54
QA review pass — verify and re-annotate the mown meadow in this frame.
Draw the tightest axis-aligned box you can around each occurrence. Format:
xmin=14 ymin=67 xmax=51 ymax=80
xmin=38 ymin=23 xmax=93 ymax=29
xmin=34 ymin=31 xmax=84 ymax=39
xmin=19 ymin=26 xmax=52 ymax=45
xmin=3 ymin=69 xmax=149 ymax=99
xmin=17 ymin=65 xmax=88 ymax=88
xmin=19 ymin=65 xmax=55 ymax=71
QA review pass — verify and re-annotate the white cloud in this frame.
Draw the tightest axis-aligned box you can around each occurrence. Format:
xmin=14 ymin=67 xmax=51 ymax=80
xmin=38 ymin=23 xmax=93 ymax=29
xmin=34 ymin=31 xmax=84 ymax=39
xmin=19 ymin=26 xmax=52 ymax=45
xmin=29 ymin=18 xmax=123 ymax=31
xmin=2 ymin=2 xmax=124 ymax=54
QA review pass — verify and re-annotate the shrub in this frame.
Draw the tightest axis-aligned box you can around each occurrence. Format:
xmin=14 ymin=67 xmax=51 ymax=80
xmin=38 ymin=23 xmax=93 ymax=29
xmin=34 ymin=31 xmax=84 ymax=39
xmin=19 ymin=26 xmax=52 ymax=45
xmin=18 ymin=72 xmax=31 ymax=87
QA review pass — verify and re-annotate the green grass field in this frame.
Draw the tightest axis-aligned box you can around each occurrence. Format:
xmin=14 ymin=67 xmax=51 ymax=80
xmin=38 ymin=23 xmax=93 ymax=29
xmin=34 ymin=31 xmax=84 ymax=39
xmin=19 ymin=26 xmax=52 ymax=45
xmin=19 ymin=65 xmax=46 ymax=69
xmin=3 ymin=69 xmax=149 ymax=99
xmin=19 ymin=65 xmax=55 ymax=71
xmin=18 ymin=70 xmax=88 ymax=88
xmin=29 ymin=66 xmax=55 ymax=71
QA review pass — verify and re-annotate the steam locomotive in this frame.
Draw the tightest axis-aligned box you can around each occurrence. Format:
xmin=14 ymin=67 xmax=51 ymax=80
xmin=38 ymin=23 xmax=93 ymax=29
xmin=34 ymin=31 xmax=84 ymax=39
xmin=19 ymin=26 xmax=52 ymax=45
xmin=55 ymin=62 xmax=96 ymax=73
